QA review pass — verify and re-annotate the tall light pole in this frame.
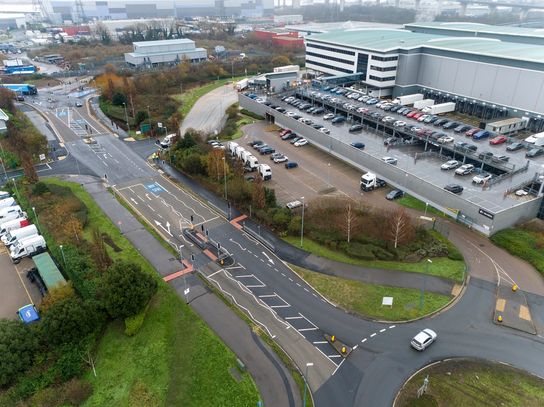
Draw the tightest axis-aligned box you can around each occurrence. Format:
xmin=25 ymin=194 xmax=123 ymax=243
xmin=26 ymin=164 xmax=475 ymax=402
xmin=59 ymin=244 xmax=67 ymax=266
xmin=11 ymin=177 xmax=20 ymax=200
xmin=420 ymin=258 xmax=432 ymax=310
xmin=300 ymin=196 xmax=305 ymax=248
xmin=122 ymin=102 xmax=130 ymax=134
xmin=0 ymin=140 xmax=9 ymax=183
xmin=32 ymin=206 xmax=41 ymax=234
xmin=303 ymin=362 xmax=313 ymax=407
xmin=222 ymin=156 xmax=228 ymax=200
xmin=146 ymin=105 xmax=151 ymax=136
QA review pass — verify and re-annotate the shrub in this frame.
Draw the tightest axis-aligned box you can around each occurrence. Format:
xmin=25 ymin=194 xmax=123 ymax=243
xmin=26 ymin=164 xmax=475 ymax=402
xmin=180 ymin=153 xmax=206 ymax=176
xmin=270 ymin=208 xmax=292 ymax=232
xmin=344 ymin=242 xmax=376 ymax=260
xmin=124 ymin=303 xmax=150 ymax=336
xmin=63 ymin=379 xmax=93 ymax=406
xmin=53 ymin=344 xmax=87 ymax=382
xmin=240 ymin=109 xmax=264 ymax=120
xmin=32 ymin=181 xmax=50 ymax=196
xmin=111 ymin=91 xmax=126 ymax=106
xmin=0 ymin=320 xmax=38 ymax=387
xmin=287 ymin=215 xmax=301 ymax=235
xmin=371 ymin=245 xmax=396 ymax=261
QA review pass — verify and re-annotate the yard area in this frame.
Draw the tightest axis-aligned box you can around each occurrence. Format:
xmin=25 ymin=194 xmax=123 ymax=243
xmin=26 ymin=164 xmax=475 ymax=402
xmin=291 ymin=266 xmax=451 ymax=321
xmin=13 ymin=178 xmax=260 ymax=407
xmin=284 ymin=236 xmax=465 ymax=282
xmin=396 ymin=359 xmax=544 ymax=407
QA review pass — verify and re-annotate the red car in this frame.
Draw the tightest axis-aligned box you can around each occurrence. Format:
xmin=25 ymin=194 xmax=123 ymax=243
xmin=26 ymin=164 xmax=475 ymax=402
xmin=279 ymin=129 xmax=292 ymax=136
xmin=490 ymin=135 xmax=508 ymax=145
xmin=465 ymin=128 xmax=480 ymax=137
xmin=407 ymin=111 xmax=419 ymax=118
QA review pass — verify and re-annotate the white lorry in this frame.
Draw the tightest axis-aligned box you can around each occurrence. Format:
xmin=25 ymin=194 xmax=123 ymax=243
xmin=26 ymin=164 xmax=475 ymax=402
xmin=10 ymin=234 xmax=46 ymax=264
xmin=360 ymin=172 xmax=387 ymax=191
xmin=236 ymin=78 xmax=249 ymax=91
xmin=422 ymin=102 xmax=456 ymax=115
xmin=413 ymin=99 xmax=435 ymax=110
xmin=2 ymin=224 xmax=38 ymax=246
xmin=258 ymin=164 xmax=272 ymax=181
xmin=0 ymin=217 xmax=29 ymax=237
xmin=0 ymin=197 xmax=16 ymax=210
xmin=393 ymin=93 xmax=423 ymax=106
xmin=0 ymin=205 xmax=23 ymax=221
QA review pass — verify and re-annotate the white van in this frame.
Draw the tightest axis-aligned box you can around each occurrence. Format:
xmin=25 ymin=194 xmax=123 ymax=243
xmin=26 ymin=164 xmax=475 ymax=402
xmin=0 ymin=205 xmax=22 ymax=221
xmin=2 ymin=224 xmax=38 ymax=246
xmin=235 ymin=146 xmax=246 ymax=160
xmin=0 ymin=217 xmax=29 ymax=237
xmin=10 ymin=235 xmax=46 ymax=264
xmin=258 ymin=164 xmax=272 ymax=181
xmin=0 ymin=197 xmax=16 ymax=210
xmin=245 ymin=155 xmax=259 ymax=171
xmin=159 ymin=133 xmax=177 ymax=149
xmin=228 ymin=141 xmax=239 ymax=156
xmin=0 ymin=191 xmax=10 ymax=200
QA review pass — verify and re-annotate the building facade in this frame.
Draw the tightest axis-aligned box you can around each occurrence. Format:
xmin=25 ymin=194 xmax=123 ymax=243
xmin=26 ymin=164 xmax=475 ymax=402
xmin=124 ymin=38 xmax=207 ymax=67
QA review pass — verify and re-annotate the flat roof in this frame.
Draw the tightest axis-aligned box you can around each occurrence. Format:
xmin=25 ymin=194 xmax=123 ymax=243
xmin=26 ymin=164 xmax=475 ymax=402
xmin=405 ymin=22 xmax=544 ymax=39
xmin=126 ymin=47 xmax=206 ymax=58
xmin=133 ymin=38 xmax=194 ymax=47
xmin=307 ymin=28 xmax=544 ymax=63
xmin=33 ymin=252 xmax=66 ymax=290
xmin=287 ymin=21 xmax=400 ymax=34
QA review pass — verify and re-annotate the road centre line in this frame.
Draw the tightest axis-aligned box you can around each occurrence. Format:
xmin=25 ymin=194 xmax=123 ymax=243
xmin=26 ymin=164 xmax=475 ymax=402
xmin=361 ymin=338 xmax=367 ymax=343
xmin=237 ymin=274 xmax=254 ymax=278
xmin=313 ymin=341 xmax=328 ymax=344
xmin=370 ymin=333 xmax=377 ymax=337
xmin=288 ymin=277 xmax=293 ymax=282
xmin=380 ymin=328 xmax=386 ymax=333
xmin=270 ymin=305 xmax=291 ymax=308
xmin=285 ymin=316 xmax=303 ymax=320
xmin=389 ymin=325 xmax=396 ymax=329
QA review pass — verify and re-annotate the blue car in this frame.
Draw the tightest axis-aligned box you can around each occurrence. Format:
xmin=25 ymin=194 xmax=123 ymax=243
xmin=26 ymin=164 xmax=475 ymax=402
xmin=285 ymin=162 xmax=298 ymax=169
xmin=473 ymin=130 xmax=491 ymax=140
xmin=350 ymin=142 xmax=365 ymax=149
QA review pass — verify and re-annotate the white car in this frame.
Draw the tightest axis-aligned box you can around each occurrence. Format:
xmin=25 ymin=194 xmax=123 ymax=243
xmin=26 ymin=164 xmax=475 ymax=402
xmin=286 ymin=200 xmax=303 ymax=209
xmin=441 ymin=160 xmax=459 ymax=170
xmin=286 ymin=111 xmax=297 ymax=117
xmin=472 ymin=173 xmax=492 ymax=184
xmin=318 ymin=127 xmax=330 ymax=134
xmin=382 ymin=116 xmax=395 ymax=123
xmin=381 ymin=156 xmax=398 ymax=165
xmin=417 ymin=114 xmax=429 ymax=122
xmin=294 ymin=138 xmax=308 ymax=147
xmin=323 ymin=113 xmax=335 ymax=120
xmin=455 ymin=164 xmax=475 ymax=175
xmin=515 ymin=189 xmax=528 ymax=196
xmin=393 ymin=120 xmax=406 ymax=127
xmin=255 ymin=98 xmax=265 ymax=103
xmin=437 ymin=135 xmax=454 ymax=144
xmin=273 ymin=155 xmax=288 ymax=163
xmin=411 ymin=329 xmax=437 ymax=351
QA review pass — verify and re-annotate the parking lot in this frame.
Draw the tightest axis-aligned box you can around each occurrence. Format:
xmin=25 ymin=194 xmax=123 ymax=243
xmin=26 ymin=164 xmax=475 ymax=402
xmin=260 ymin=90 xmax=542 ymax=213
xmin=0 ymin=246 xmax=41 ymax=319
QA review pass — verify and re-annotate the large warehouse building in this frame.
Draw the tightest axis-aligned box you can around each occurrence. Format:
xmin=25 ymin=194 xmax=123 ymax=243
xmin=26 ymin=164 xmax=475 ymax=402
xmin=305 ymin=23 xmax=544 ymax=132
xmin=45 ymin=0 xmax=273 ymax=23
xmin=124 ymin=38 xmax=207 ymax=67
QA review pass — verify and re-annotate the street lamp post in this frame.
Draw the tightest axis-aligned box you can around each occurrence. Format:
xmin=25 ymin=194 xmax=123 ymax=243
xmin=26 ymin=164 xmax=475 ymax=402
xmin=32 ymin=206 xmax=41 ymax=234
xmin=222 ymin=157 xmax=228 ymax=200
xmin=11 ymin=177 xmax=20 ymax=200
xmin=420 ymin=258 xmax=432 ymax=310
xmin=300 ymin=196 xmax=305 ymax=248
xmin=122 ymin=102 xmax=130 ymax=134
xmin=302 ymin=362 xmax=313 ymax=407
xmin=424 ymin=202 xmax=429 ymax=216
xmin=59 ymin=244 xmax=67 ymax=266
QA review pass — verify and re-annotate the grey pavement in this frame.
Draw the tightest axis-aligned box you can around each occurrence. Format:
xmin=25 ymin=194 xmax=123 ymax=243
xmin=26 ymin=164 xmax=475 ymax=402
xmin=180 ymin=84 xmax=238 ymax=136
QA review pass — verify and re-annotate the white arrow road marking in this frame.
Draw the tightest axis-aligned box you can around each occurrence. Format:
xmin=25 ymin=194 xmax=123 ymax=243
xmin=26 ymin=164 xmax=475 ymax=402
xmin=145 ymin=193 xmax=152 ymax=201
xmin=262 ymin=251 xmax=275 ymax=265
xmin=166 ymin=221 xmax=171 ymax=235
xmin=154 ymin=220 xmax=173 ymax=236
xmin=130 ymin=197 xmax=138 ymax=205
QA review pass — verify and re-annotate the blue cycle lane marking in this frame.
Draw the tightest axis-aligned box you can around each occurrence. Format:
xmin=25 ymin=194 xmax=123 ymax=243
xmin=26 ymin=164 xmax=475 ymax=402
xmin=145 ymin=182 xmax=166 ymax=195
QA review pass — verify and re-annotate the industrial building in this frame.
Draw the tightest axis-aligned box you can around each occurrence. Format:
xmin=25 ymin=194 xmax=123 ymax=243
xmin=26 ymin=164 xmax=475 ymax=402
xmin=45 ymin=0 xmax=273 ymax=23
xmin=124 ymin=38 xmax=207 ymax=67
xmin=304 ymin=24 xmax=544 ymax=132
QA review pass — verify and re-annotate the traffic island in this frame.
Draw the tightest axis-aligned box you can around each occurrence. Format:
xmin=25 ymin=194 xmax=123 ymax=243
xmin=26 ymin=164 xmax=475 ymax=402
xmin=494 ymin=281 xmax=536 ymax=335
xmin=324 ymin=333 xmax=352 ymax=358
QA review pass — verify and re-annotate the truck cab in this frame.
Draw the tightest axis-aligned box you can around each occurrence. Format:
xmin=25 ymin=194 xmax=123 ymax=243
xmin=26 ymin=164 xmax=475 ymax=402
xmin=360 ymin=172 xmax=386 ymax=191
xmin=258 ymin=164 xmax=272 ymax=181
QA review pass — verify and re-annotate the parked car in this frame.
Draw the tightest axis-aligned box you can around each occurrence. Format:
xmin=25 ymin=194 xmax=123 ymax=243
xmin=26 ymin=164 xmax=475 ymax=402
xmin=473 ymin=130 xmax=491 ymax=140
xmin=444 ymin=184 xmax=464 ymax=194
xmin=294 ymin=138 xmax=308 ymax=147
xmin=411 ymin=329 xmax=437 ymax=351
xmin=443 ymin=121 xmax=459 ymax=130
xmin=441 ymin=160 xmax=460 ymax=170
xmin=350 ymin=142 xmax=365 ymax=149
xmin=478 ymin=151 xmax=493 ymax=160
xmin=290 ymin=137 xmax=302 ymax=144
xmin=349 ymin=124 xmax=363 ymax=133
xmin=506 ymin=142 xmax=524 ymax=151
xmin=382 ymin=156 xmax=398 ymax=165
xmin=437 ymin=135 xmax=454 ymax=144
xmin=455 ymin=164 xmax=475 ymax=175
xmin=454 ymin=125 xmax=471 ymax=133
xmin=526 ymin=148 xmax=544 ymax=158
xmin=433 ymin=118 xmax=448 ymax=127
xmin=490 ymin=135 xmax=508 ymax=145
xmin=318 ymin=127 xmax=330 ymax=135
xmin=393 ymin=120 xmax=406 ymax=127
xmin=492 ymin=154 xmax=510 ymax=163
xmin=332 ymin=116 xmax=346 ymax=124
xmin=273 ymin=155 xmax=289 ymax=163
xmin=386 ymin=189 xmax=404 ymax=200
xmin=282 ymin=133 xmax=297 ymax=140
xmin=323 ymin=113 xmax=335 ymax=120
xmin=472 ymin=173 xmax=493 ymax=184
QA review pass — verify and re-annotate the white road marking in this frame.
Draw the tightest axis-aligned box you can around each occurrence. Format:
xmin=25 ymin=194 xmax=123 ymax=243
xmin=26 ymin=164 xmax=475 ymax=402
xmin=258 ymin=294 xmax=277 ymax=298
xmin=147 ymin=204 xmax=155 ymax=212
xmin=380 ymin=328 xmax=386 ymax=333
xmin=370 ymin=333 xmax=376 ymax=338
xmin=313 ymin=341 xmax=327 ymax=344
xmin=389 ymin=325 xmax=396 ymax=329
xmin=298 ymin=327 xmax=318 ymax=331
xmin=285 ymin=316 xmax=303 ymax=320
xmin=361 ymin=338 xmax=367 ymax=343
xmin=328 ymin=355 xmax=342 ymax=358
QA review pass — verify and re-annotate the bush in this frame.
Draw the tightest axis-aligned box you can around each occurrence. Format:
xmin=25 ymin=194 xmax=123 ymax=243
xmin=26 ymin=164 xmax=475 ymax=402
xmin=240 ymin=109 xmax=264 ymax=120
xmin=270 ymin=208 xmax=292 ymax=232
xmin=63 ymin=379 xmax=93 ymax=406
xmin=372 ymin=245 xmax=396 ymax=261
xmin=344 ymin=242 xmax=376 ymax=260
xmin=287 ymin=215 xmax=301 ymax=235
xmin=180 ymin=153 xmax=206 ymax=176
xmin=32 ymin=181 xmax=50 ymax=196
xmin=0 ymin=320 xmax=38 ymax=387
xmin=111 ymin=91 xmax=126 ymax=106
xmin=124 ymin=303 xmax=150 ymax=336
xmin=53 ymin=344 xmax=87 ymax=382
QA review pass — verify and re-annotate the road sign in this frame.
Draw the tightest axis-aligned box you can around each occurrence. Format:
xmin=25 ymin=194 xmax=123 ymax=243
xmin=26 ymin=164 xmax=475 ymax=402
xmin=140 ymin=123 xmax=151 ymax=133
xmin=39 ymin=154 xmax=46 ymax=161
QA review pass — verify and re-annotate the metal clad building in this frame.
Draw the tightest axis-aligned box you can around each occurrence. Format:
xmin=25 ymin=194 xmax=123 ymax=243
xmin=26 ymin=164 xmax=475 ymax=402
xmin=124 ymin=38 xmax=207 ymax=66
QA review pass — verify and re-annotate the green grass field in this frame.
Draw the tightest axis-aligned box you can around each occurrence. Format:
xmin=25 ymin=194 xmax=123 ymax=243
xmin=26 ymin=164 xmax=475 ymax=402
xmin=291 ymin=266 xmax=451 ymax=321
xmin=42 ymin=179 xmax=259 ymax=407
xmin=397 ymin=194 xmax=447 ymax=219
xmin=396 ymin=359 xmax=544 ymax=407
xmin=283 ymin=236 xmax=465 ymax=282
xmin=491 ymin=227 xmax=544 ymax=276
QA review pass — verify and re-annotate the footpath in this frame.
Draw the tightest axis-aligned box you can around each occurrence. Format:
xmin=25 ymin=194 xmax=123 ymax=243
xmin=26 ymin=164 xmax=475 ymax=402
xmin=61 ymin=174 xmax=300 ymax=407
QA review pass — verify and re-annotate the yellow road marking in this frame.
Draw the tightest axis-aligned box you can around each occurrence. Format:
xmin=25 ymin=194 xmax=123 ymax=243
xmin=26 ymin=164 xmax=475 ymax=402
xmin=496 ymin=298 xmax=506 ymax=312
xmin=519 ymin=305 xmax=532 ymax=321
xmin=13 ymin=263 xmax=34 ymax=304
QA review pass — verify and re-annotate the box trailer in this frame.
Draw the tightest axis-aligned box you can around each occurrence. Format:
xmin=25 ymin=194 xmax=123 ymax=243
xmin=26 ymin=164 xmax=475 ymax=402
xmin=236 ymin=78 xmax=249 ymax=91
xmin=485 ymin=117 xmax=528 ymax=135
xmin=393 ymin=93 xmax=424 ymax=106
xmin=413 ymin=99 xmax=435 ymax=110
xmin=423 ymin=102 xmax=456 ymax=115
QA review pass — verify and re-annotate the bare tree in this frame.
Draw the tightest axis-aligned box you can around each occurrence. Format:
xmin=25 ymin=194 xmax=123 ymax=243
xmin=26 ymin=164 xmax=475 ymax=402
xmin=344 ymin=200 xmax=360 ymax=243
xmin=388 ymin=207 xmax=415 ymax=249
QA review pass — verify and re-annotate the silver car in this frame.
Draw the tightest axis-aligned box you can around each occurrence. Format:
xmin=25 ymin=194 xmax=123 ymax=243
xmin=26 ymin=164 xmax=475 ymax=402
xmin=411 ymin=329 xmax=437 ymax=351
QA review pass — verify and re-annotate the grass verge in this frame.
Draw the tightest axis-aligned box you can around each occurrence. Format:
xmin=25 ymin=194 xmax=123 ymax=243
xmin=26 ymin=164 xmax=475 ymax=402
xmin=395 ymin=359 xmax=544 ymax=407
xmin=291 ymin=265 xmax=451 ymax=321
xmin=491 ymin=227 xmax=544 ymax=275
xmin=397 ymin=194 xmax=447 ymax=219
xmin=40 ymin=179 xmax=259 ymax=407
xmin=283 ymin=236 xmax=465 ymax=282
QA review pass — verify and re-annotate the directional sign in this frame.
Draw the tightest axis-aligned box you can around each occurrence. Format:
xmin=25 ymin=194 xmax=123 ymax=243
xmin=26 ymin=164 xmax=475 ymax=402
xmin=145 ymin=183 xmax=166 ymax=195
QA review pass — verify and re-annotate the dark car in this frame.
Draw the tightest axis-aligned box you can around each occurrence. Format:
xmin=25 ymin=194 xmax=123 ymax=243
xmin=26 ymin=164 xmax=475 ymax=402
xmin=282 ymin=133 xmax=297 ymax=140
xmin=478 ymin=151 xmax=494 ymax=160
xmin=506 ymin=142 xmax=524 ymax=151
xmin=349 ymin=124 xmax=363 ymax=133
xmin=390 ymin=105 xmax=402 ymax=112
xmin=454 ymin=125 xmax=471 ymax=133
xmin=444 ymin=184 xmax=464 ymax=194
xmin=285 ymin=162 xmax=298 ymax=169
xmin=249 ymin=140 xmax=263 ymax=147
xmin=311 ymin=124 xmax=323 ymax=130
xmin=386 ymin=189 xmax=404 ymax=200
xmin=526 ymin=148 xmax=544 ymax=158
xmin=290 ymin=137 xmax=302 ymax=144
xmin=442 ymin=121 xmax=459 ymax=130
xmin=350 ymin=142 xmax=365 ymax=149
xmin=331 ymin=116 xmax=346 ymax=124
xmin=260 ymin=147 xmax=276 ymax=155
xmin=473 ymin=130 xmax=492 ymax=140
xmin=433 ymin=118 xmax=448 ymax=127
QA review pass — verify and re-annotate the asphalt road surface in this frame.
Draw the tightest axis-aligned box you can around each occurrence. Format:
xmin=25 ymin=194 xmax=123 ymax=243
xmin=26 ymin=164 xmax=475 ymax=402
xmin=180 ymin=84 xmax=238 ymax=136
xmin=22 ymin=82 xmax=544 ymax=407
